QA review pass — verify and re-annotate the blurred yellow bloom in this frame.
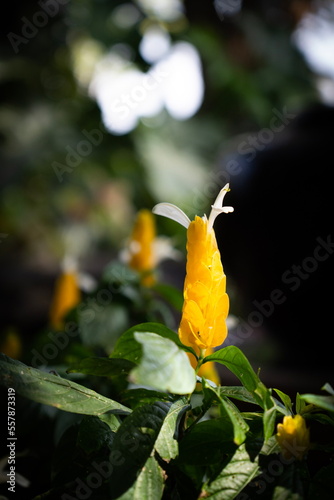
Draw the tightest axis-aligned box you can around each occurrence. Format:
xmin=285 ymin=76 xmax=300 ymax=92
xmin=276 ymin=415 xmax=310 ymax=461
xmin=122 ymin=208 xmax=181 ymax=286
xmin=188 ymin=348 xmax=220 ymax=385
xmin=0 ymin=329 xmax=22 ymax=359
xmin=49 ymin=264 xmax=81 ymax=329
xmin=153 ymin=184 xmax=233 ymax=353
xmin=127 ymin=209 xmax=156 ymax=286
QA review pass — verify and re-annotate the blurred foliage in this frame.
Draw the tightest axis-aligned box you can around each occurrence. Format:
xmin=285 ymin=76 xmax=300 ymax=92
xmin=0 ymin=0 xmax=318 ymax=273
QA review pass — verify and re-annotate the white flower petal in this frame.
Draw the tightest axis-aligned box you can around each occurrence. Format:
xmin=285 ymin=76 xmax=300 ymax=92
xmin=208 ymin=183 xmax=234 ymax=230
xmin=152 ymin=202 xmax=191 ymax=228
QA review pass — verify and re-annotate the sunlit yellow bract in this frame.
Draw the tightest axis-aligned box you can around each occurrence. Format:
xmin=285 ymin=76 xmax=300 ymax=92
xmin=179 ymin=216 xmax=229 ymax=351
xmin=128 ymin=209 xmax=156 ymax=286
xmin=153 ymin=183 xmax=233 ymax=354
xmin=276 ymin=415 xmax=310 ymax=461
xmin=49 ymin=270 xmax=81 ymax=328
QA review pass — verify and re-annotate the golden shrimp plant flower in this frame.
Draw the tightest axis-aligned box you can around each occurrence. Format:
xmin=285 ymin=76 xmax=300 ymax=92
xmin=127 ymin=209 xmax=156 ymax=286
xmin=276 ymin=415 xmax=310 ymax=461
xmin=122 ymin=209 xmax=181 ymax=286
xmin=49 ymin=258 xmax=81 ymax=329
xmin=153 ymin=184 xmax=233 ymax=355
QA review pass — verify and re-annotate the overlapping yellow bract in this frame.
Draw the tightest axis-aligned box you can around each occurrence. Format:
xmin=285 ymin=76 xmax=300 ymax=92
xmin=178 ymin=216 xmax=229 ymax=352
xmin=276 ymin=415 xmax=310 ymax=461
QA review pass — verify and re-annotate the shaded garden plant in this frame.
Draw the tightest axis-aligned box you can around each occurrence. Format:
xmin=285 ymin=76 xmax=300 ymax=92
xmin=1 ymin=185 xmax=334 ymax=499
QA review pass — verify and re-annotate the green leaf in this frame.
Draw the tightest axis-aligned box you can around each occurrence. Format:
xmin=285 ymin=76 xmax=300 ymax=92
xmin=260 ymin=435 xmax=281 ymax=455
xmin=263 ymin=406 xmax=277 ymax=441
xmin=79 ymin=303 xmax=129 ymax=353
xmin=202 ymin=443 xmax=260 ymax=498
xmin=67 ymin=357 xmax=136 ymax=377
xmin=178 ymin=418 xmax=237 ymax=465
xmin=122 ymin=388 xmax=175 ymax=409
xmin=0 ymin=353 xmax=130 ymax=415
xmin=274 ymin=388 xmax=293 ymax=413
xmin=204 ymin=346 xmax=273 ymax=411
xmin=76 ymin=416 xmax=114 ymax=454
xmin=295 ymin=393 xmax=306 ymax=415
xmin=116 ymin=456 xmax=165 ymax=500
xmin=152 ymin=282 xmax=184 ymax=311
xmin=203 ymin=346 xmax=260 ymax=392
xmin=102 ymin=261 xmax=140 ymax=289
xmin=130 ymin=332 xmax=196 ymax=395
xmin=155 ymin=397 xmax=190 ymax=460
xmin=203 ymin=381 xmax=249 ymax=445
xmin=98 ymin=413 xmax=121 ymax=432
xmin=108 ymin=402 xmax=169 ymax=499
xmin=300 ymin=393 xmax=334 ymax=412
xmin=218 ymin=385 xmax=259 ymax=405
xmin=323 ymin=383 xmax=334 ymax=396
xmin=110 ymin=322 xmax=196 ymax=363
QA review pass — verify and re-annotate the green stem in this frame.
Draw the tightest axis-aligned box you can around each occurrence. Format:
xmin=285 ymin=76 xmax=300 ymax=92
xmin=195 ymin=348 xmax=207 ymax=375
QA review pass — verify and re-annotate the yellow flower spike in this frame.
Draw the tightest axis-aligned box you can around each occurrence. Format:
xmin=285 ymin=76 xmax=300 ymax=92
xmin=276 ymin=415 xmax=310 ymax=461
xmin=127 ymin=209 xmax=156 ymax=286
xmin=49 ymin=258 xmax=81 ymax=329
xmin=153 ymin=183 xmax=233 ymax=351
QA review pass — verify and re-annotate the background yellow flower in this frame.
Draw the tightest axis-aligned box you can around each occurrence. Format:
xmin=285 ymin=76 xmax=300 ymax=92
xmin=276 ymin=415 xmax=310 ymax=461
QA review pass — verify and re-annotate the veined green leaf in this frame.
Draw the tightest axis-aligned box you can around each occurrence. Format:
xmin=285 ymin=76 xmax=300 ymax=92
xmin=202 ymin=443 xmax=260 ymax=498
xmin=203 ymin=346 xmax=259 ymax=392
xmin=116 ymin=456 xmax=164 ymax=500
xmin=155 ymin=397 xmax=190 ymax=460
xmin=204 ymin=346 xmax=273 ymax=412
xmin=218 ymin=385 xmax=258 ymax=405
xmin=108 ymin=402 xmax=169 ymax=499
xmin=178 ymin=418 xmax=237 ymax=465
xmin=0 ymin=354 xmax=130 ymax=415
xmin=67 ymin=357 xmax=135 ymax=377
xmin=110 ymin=322 xmax=196 ymax=363
xmin=203 ymin=381 xmax=249 ymax=446
xmin=130 ymin=332 xmax=196 ymax=395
